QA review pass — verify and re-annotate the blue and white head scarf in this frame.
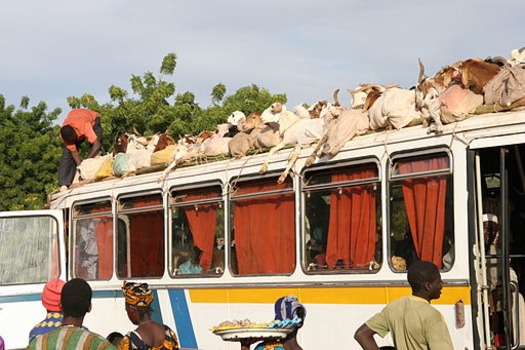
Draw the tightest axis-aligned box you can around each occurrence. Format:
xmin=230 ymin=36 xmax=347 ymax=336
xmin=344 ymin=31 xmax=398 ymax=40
xmin=274 ymin=295 xmax=306 ymax=325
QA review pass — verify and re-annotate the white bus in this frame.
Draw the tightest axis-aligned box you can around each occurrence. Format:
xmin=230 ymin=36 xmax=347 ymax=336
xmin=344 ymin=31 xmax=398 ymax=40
xmin=1 ymin=109 xmax=525 ymax=349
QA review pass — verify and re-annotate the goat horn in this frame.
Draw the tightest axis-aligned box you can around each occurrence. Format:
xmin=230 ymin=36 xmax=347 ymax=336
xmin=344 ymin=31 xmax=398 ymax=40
xmin=384 ymin=84 xmax=399 ymax=89
xmin=132 ymin=125 xmax=142 ymax=136
xmin=348 ymin=87 xmax=364 ymax=94
xmin=333 ymin=88 xmax=341 ymax=107
xmin=418 ymin=58 xmax=427 ymax=83
xmin=519 ymin=46 xmax=525 ymax=53
xmin=359 ymin=83 xmax=385 ymax=92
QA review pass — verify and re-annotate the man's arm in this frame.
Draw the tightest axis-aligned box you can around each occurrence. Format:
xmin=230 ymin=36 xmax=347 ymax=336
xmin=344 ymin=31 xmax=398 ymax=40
xmin=87 ymin=138 xmax=101 ymax=159
xmin=354 ymin=323 xmax=380 ymax=350
xmin=71 ymin=149 xmax=82 ymax=166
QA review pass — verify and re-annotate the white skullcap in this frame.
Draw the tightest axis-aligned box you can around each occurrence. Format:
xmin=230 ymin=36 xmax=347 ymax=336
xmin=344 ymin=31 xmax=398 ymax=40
xmin=483 ymin=213 xmax=498 ymax=224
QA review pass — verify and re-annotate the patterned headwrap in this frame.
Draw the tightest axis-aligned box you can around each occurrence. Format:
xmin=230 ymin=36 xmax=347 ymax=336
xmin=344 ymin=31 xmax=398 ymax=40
xmin=274 ymin=295 xmax=306 ymax=323
xmin=121 ymin=281 xmax=154 ymax=307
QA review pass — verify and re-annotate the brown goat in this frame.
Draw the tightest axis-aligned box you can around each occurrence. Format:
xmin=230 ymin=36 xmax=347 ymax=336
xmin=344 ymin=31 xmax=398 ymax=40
xmin=456 ymin=59 xmax=502 ymax=94
xmin=153 ymin=133 xmax=176 ymax=153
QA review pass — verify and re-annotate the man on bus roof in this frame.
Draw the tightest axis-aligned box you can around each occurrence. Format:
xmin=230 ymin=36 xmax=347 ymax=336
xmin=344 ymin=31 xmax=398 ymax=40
xmin=58 ymin=108 xmax=102 ymax=191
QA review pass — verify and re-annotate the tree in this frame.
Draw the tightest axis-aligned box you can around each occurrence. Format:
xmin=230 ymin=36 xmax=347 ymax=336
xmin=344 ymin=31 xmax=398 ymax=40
xmin=0 ymin=95 xmax=62 ymax=210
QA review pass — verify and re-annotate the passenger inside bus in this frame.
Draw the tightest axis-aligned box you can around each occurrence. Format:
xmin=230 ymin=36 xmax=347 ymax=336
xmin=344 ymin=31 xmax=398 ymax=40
xmin=305 ymin=194 xmax=329 ymax=269
xmin=484 ymin=212 xmax=525 ymax=347
xmin=170 ymin=187 xmax=225 ymax=276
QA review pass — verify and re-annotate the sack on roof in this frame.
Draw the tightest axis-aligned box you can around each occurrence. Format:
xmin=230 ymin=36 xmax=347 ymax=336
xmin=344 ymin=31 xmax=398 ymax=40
xmin=438 ymin=84 xmax=483 ymax=124
xmin=113 ymin=153 xmax=130 ymax=177
xmin=151 ymin=144 xmax=176 ymax=165
xmin=484 ymin=64 xmax=525 ymax=107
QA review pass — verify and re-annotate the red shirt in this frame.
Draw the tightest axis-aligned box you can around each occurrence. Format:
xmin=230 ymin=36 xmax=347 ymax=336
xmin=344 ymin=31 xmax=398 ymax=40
xmin=61 ymin=109 xmax=100 ymax=151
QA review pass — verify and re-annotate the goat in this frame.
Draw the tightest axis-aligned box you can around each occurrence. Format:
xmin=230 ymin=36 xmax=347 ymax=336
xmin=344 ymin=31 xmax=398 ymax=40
xmin=510 ymin=47 xmax=525 ymax=66
xmin=153 ymin=133 xmax=176 ymax=153
xmin=228 ymin=111 xmax=280 ymax=158
xmin=416 ymin=59 xmax=461 ymax=133
xmin=416 ymin=58 xmax=500 ymax=133
xmin=224 ymin=111 xmax=246 ymax=138
xmin=347 ymin=84 xmax=398 ymax=109
xmin=305 ymin=105 xmax=369 ymax=166
xmin=366 ymin=87 xmax=423 ymax=131
xmin=259 ymin=103 xmax=324 ymax=183
xmin=294 ymin=100 xmax=332 ymax=119
xmin=456 ymin=58 xmax=502 ymax=95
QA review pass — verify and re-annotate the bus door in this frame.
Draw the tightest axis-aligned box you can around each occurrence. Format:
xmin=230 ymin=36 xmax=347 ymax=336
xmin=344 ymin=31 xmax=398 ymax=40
xmin=474 ymin=143 xmax=525 ymax=349
xmin=0 ymin=210 xmax=65 ymax=349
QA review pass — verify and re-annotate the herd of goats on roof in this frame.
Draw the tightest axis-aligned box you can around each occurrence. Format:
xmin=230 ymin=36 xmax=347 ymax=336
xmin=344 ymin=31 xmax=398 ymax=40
xmin=73 ymin=47 xmax=525 ymax=187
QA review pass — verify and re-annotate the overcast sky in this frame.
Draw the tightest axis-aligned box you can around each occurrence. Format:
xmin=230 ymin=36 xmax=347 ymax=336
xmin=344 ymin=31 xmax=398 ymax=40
xmin=1 ymin=0 xmax=524 ymax=123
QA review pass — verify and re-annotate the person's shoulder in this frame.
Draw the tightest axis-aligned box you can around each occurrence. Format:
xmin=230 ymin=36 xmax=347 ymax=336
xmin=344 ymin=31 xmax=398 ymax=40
xmin=86 ymin=330 xmax=117 ymax=349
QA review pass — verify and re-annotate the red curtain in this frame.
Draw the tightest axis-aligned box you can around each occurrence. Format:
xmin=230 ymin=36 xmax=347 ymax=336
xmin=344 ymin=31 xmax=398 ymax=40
xmin=95 ymin=217 xmax=113 ymax=279
xmin=129 ymin=212 xmax=164 ymax=277
xmin=184 ymin=193 xmax=218 ymax=272
xmin=233 ymin=182 xmax=295 ymax=274
xmin=325 ymin=170 xmax=377 ymax=269
xmin=400 ymin=157 xmax=447 ymax=268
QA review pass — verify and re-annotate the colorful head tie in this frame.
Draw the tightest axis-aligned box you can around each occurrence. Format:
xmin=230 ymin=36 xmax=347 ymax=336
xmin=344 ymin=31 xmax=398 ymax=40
xmin=122 ymin=281 xmax=154 ymax=307
xmin=274 ymin=295 xmax=306 ymax=323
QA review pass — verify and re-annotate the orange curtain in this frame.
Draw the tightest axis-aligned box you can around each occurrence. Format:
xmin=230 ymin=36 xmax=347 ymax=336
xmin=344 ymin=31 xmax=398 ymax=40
xmin=129 ymin=212 xmax=164 ymax=277
xmin=95 ymin=217 xmax=113 ymax=279
xmin=234 ymin=189 xmax=295 ymax=274
xmin=400 ymin=158 xmax=447 ymax=268
xmin=184 ymin=193 xmax=218 ymax=272
xmin=325 ymin=170 xmax=377 ymax=269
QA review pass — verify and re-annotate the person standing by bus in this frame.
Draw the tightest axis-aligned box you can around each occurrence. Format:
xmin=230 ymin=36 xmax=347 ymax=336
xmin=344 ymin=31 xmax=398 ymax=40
xmin=118 ymin=281 xmax=180 ymax=350
xmin=354 ymin=260 xmax=453 ymax=350
xmin=27 ymin=278 xmax=115 ymax=350
xmin=58 ymin=108 xmax=102 ymax=190
xmin=28 ymin=278 xmax=65 ymax=342
xmin=240 ymin=295 xmax=306 ymax=350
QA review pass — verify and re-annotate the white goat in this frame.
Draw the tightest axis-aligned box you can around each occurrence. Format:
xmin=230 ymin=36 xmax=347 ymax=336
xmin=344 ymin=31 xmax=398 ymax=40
xmin=368 ymin=87 xmax=422 ymax=130
xmin=259 ymin=103 xmax=324 ymax=183
xmin=305 ymin=106 xmax=369 ymax=166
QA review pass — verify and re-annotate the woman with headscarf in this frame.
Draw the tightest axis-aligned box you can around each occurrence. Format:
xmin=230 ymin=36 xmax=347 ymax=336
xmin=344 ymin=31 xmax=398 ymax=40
xmin=119 ymin=282 xmax=179 ymax=350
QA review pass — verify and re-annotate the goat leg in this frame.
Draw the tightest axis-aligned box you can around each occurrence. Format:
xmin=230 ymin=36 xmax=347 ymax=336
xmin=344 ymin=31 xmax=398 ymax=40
xmin=278 ymin=146 xmax=301 ymax=184
xmin=305 ymin=134 xmax=327 ymax=167
xmin=157 ymin=160 xmax=177 ymax=183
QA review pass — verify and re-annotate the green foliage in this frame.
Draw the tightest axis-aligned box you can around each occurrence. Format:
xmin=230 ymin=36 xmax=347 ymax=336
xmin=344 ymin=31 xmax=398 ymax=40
xmin=0 ymin=95 xmax=62 ymax=210
xmin=160 ymin=53 xmax=177 ymax=76
xmin=2 ymin=52 xmax=289 ymax=210
xmin=211 ymin=83 xmax=226 ymax=105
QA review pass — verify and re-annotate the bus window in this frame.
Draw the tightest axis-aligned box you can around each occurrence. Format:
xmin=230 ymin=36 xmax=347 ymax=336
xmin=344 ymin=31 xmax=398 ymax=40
xmin=302 ymin=161 xmax=381 ymax=272
xmin=170 ymin=185 xmax=224 ymax=277
xmin=230 ymin=176 xmax=295 ymax=276
xmin=389 ymin=151 xmax=454 ymax=271
xmin=117 ymin=194 xmax=164 ymax=278
xmin=72 ymin=200 xmax=113 ymax=280
xmin=0 ymin=215 xmax=60 ymax=285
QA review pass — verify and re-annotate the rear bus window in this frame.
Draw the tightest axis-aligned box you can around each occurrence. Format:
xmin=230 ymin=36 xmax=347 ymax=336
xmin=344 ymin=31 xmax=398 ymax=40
xmin=230 ymin=176 xmax=296 ymax=276
xmin=302 ymin=161 xmax=381 ymax=273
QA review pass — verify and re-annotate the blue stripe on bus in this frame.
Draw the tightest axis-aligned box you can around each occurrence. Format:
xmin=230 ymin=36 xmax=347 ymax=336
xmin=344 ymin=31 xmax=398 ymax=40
xmin=0 ymin=290 xmax=119 ymax=304
xmin=0 ymin=294 xmax=40 ymax=303
xmin=151 ymin=289 xmax=163 ymax=324
xmin=93 ymin=290 xmax=120 ymax=298
xmin=168 ymin=289 xmax=197 ymax=349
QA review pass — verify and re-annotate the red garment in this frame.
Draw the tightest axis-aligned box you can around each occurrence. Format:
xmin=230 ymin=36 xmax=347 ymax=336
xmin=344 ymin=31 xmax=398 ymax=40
xmin=61 ymin=109 xmax=100 ymax=151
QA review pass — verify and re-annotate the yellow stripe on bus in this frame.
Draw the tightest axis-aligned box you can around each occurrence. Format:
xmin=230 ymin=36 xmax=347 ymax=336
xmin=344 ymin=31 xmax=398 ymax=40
xmin=189 ymin=285 xmax=471 ymax=305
